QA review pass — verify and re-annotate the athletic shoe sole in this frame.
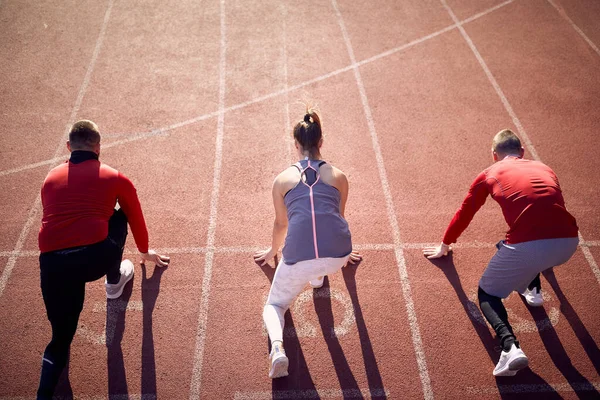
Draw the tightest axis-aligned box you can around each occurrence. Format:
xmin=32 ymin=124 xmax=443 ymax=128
xmin=106 ymin=262 xmax=134 ymax=299
xmin=269 ymin=354 xmax=289 ymax=379
xmin=310 ymin=277 xmax=324 ymax=289
xmin=494 ymin=355 xmax=529 ymax=376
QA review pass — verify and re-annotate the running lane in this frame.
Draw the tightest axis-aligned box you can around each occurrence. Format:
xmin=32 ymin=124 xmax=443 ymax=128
xmin=463 ymin=0 xmax=600 ymax=240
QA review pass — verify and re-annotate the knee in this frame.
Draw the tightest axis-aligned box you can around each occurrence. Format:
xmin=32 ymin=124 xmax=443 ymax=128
xmin=263 ymin=303 xmax=285 ymax=318
xmin=478 ymin=286 xmax=500 ymax=304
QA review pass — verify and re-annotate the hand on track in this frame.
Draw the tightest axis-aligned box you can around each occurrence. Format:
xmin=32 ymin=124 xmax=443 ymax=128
xmin=344 ymin=251 xmax=362 ymax=267
xmin=140 ymin=249 xmax=170 ymax=267
xmin=422 ymin=243 xmax=452 ymax=259
xmin=253 ymin=247 xmax=277 ymax=267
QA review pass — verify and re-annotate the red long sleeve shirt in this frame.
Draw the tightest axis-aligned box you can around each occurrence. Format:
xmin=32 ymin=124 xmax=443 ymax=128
xmin=39 ymin=152 xmax=149 ymax=253
xmin=443 ymin=156 xmax=578 ymax=245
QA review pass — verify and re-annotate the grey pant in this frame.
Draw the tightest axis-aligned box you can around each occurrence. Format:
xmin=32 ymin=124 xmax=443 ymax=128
xmin=479 ymin=237 xmax=579 ymax=299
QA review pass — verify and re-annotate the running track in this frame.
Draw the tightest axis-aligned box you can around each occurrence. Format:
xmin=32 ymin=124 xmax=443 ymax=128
xmin=0 ymin=0 xmax=599 ymax=398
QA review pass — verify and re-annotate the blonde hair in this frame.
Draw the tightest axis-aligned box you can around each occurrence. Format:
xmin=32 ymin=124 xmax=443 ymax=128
xmin=492 ymin=129 xmax=522 ymax=155
xmin=69 ymin=120 xmax=100 ymax=150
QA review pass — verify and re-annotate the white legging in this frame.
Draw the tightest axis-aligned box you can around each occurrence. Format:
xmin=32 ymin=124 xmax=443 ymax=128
xmin=263 ymin=255 xmax=350 ymax=343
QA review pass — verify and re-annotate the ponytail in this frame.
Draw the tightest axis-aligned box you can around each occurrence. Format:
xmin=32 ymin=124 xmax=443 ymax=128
xmin=294 ymin=107 xmax=322 ymax=157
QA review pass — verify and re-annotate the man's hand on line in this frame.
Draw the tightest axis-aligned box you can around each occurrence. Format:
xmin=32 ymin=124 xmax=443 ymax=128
xmin=140 ymin=250 xmax=170 ymax=267
xmin=422 ymin=243 xmax=452 ymax=259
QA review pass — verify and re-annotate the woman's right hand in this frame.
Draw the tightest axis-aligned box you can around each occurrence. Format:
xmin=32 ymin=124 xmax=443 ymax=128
xmin=253 ymin=247 xmax=278 ymax=267
xmin=344 ymin=251 xmax=362 ymax=267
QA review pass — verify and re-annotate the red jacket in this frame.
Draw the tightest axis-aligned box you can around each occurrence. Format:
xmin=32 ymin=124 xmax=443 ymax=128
xmin=443 ymin=157 xmax=578 ymax=245
xmin=39 ymin=152 xmax=149 ymax=253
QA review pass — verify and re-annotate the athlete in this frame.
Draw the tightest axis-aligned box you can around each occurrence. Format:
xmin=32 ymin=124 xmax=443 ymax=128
xmin=423 ymin=129 xmax=578 ymax=377
xmin=253 ymin=108 xmax=361 ymax=379
xmin=37 ymin=120 xmax=170 ymax=399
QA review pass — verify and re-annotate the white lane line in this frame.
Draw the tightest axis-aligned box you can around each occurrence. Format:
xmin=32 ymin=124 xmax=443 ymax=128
xmin=0 ymin=0 xmax=115 ymax=298
xmin=546 ymin=0 xmax=600 ymax=57
xmin=188 ymin=0 xmax=226 ymax=398
xmin=234 ymin=388 xmax=390 ymax=399
xmin=581 ymin=240 xmax=600 ymax=247
xmin=578 ymin=232 xmax=600 ymax=285
xmin=0 ymin=0 xmax=520 ymax=180
xmin=330 ymin=1 xmax=433 ymax=399
xmin=7 ymin=240 xmax=600 ymax=259
xmin=467 ymin=381 xmax=600 ymax=395
xmin=460 ymin=0 xmax=515 ymax=25
xmin=439 ymin=0 xmax=600 ymax=286
xmin=0 ymin=157 xmax=66 ymax=178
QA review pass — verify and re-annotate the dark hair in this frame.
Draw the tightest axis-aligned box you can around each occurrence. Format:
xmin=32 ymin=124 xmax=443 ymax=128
xmin=69 ymin=120 xmax=100 ymax=150
xmin=293 ymin=109 xmax=322 ymax=157
xmin=492 ymin=129 xmax=522 ymax=155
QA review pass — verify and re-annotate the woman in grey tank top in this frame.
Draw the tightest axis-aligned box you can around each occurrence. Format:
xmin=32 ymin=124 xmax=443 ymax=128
xmin=253 ymin=108 xmax=361 ymax=379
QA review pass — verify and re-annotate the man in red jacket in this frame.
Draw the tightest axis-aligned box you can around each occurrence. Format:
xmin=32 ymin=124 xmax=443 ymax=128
xmin=423 ymin=129 xmax=578 ymax=377
xmin=37 ymin=120 xmax=170 ymax=399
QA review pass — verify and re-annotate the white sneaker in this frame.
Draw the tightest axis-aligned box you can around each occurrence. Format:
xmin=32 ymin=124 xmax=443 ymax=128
xmin=105 ymin=260 xmax=134 ymax=299
xmin=520 ymin=287 xmax=543 ymax=307
xmin=493 ymin=344 xmax=529 ymax=376
xmin=268 ymin=343 xmax=289 ymax=379
xmin=309 ymin=276 xmax=324 ymax=289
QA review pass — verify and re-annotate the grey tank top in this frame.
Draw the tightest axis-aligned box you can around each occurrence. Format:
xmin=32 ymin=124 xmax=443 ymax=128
xmin=282 ymin=159 xmax=353 ymax=264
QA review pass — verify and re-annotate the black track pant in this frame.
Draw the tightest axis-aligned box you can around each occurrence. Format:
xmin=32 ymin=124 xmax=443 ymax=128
xmin=37 ymin=209 xmax=128 ymax=400
xmin=478 ymin=274 xmax=541 ymax=352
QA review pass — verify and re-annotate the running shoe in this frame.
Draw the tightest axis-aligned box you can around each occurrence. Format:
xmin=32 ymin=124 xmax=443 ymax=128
xmin=105 ymin=259 xmax=134 ymax=299
xmin=520 ymin=287 xmax=543 ymax=307
xmin=493 ymin=343 xmax=529 ymax=376
xmin=268 ymin=343 xmax=289 ymax=379
xmin=309 ymin=276 xmax=325 ymax=289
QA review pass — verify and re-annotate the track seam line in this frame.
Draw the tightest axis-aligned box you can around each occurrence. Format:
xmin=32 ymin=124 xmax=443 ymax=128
xmin=188 ymin=0 xmax=226 ymax=397
xmin=546 ymin=0 xmax=600 ymax=58
xmin=0 ymin=0 xmax=115 ymax=298
xmin=330 ymin=1 xmax=434 ymax=398
xmin=438 ymin=0 xmax=600 ymax=285
xmin=0 ymin=1 xmax=521 ymax=179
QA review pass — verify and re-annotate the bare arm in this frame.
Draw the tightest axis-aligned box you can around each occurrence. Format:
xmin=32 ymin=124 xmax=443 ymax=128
xmin=332 ymin=166 xmax=362 ymax=266
xmin=253 ymin=174 xmax=289 ymax=266
xmin=269 ymin=178 xmax=289 ymax=253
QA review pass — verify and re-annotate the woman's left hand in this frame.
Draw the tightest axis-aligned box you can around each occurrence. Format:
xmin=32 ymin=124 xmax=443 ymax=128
xmin=253 ymin=247 xmax=278 ymax=267
xmin=344 ymin=251 xmax=362 ymax=267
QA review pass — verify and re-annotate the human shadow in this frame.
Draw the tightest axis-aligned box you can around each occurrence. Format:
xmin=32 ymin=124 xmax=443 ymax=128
xmin=313 ymin=276 xmax=362 ymax=395
xmin=257 ymin=257 xmax=319 ymax=396
xmin=141 ymin=263 xmax=167 ymax=399
xmin=426 ymin=253 xmax=562 ymax=399
xmin=341 ymin=262 xmax=387 ymax=399
xmin=53 ymin=357 xmax=74 ymax=398
xmin=106 ymin=274 xmax=134 ymax=397
xmin=542 ymin=268 xmax=600 ymax=376
xmin=521 ymin=287 xmax=600 ymax=399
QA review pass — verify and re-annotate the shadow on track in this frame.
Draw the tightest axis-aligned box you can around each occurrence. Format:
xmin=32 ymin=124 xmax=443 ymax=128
xmin=314 ymin=276 xmax=362 ymax=395
xmin=341 ymin=262 xmax=387 ymax=399
xmin=107 ymin=274 xmax=134 ymax=397
xmin=426 ymin=252 xmax=561 ymax=399
xmin=53 ymin=359 xmax=73 ymax=398
xmin=105 ymin=263 xmax=165 ymax=399
xmin=542 ymin=268 xmax=600 ymax=376
xmin=521 ymin=272 xmax=600 ymax=399
xmin=258 ymin=257 xmax=319 ymax=397
xmin=141 ymin=263 xmax=167 ymax=399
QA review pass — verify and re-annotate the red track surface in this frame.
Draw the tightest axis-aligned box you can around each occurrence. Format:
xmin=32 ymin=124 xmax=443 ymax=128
xmin=1 ymin=0 xmax=599 ymax=398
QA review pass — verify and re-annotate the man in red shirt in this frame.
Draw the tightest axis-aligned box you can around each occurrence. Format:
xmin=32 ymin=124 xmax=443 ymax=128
xmin=37 ymin=120 xmax=170 ymax=399
xmin=423 ymin=129 xmax=578 ymax=377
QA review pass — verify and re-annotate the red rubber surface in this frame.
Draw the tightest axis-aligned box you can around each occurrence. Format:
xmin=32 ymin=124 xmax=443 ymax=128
xmin=0 ymin=0 xmax=599 ymax=398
